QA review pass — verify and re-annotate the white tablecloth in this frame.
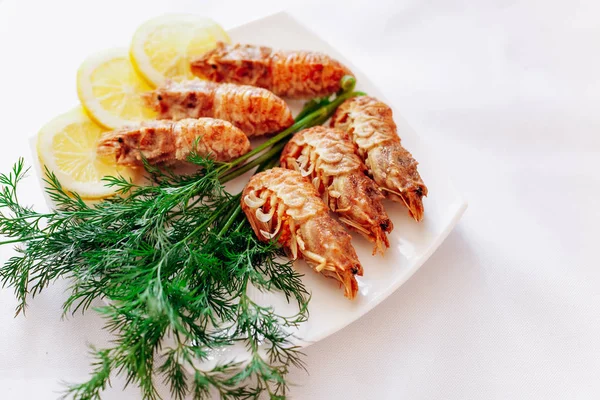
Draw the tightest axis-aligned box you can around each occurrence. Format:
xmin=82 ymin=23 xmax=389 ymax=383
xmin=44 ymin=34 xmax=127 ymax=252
xmin=0 ymin=0 xmax=599 ymax=398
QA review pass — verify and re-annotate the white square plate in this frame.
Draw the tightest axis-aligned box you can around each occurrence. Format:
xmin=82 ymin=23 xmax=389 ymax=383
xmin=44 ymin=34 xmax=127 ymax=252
xmin=20 ymin=11 xmax=467 ymax=361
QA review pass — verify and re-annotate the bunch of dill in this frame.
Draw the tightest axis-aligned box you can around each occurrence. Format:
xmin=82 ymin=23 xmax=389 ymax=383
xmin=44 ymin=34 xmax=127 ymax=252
xmin=0 ymin=76 xmax=362 ymax=399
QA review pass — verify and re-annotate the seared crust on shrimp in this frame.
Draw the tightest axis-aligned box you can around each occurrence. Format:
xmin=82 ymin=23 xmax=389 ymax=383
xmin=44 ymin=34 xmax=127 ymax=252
xmin=190 ymin=42 xmax=354 ymax=99
xmin=242 ymin=168 xmax=363 ymax=299
xmin=97 ymin=118 xmax=250 ymax=166
xmin=144 ymin=80 xmax=294 ymax=137
xmin=331 ymin=96 xmax=428 ymax=221
xmin=280 ymin=127 xmax=392 ymax=255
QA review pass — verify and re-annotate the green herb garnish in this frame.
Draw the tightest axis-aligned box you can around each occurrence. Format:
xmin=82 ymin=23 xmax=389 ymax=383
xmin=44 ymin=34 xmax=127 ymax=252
xmin=0 ymin=76 xmax=362 ymax=399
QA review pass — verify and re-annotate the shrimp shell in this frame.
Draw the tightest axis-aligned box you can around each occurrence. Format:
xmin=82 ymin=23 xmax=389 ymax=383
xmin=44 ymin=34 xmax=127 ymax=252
xmin=190 ymin=42 xmax=354 ymax=99
xmin=280 ymin=127 xmax=393 ymax=255
xmin=241 ymin=168 xmax=363 ymax=299
xmin=331 ymin=96 xmax=428 ymax=221
xmin=144 ymin=80 xmax=294 ymax=137
xmin=97 ymin=118 xmax=250 ymax=166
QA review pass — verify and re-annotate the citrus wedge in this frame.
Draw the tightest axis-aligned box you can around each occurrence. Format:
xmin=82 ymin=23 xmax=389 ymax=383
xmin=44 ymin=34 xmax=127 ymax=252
xmin=37 ymin=107 xmax=139 ymax=199
xmin=77 ymin=48 xmax=157 ymax=129
xmin=130 ymin=14 xmax=230 ymax=86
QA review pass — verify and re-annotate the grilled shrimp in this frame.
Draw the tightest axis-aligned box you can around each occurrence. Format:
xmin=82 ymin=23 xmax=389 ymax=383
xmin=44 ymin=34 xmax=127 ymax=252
xmin=331 ymin=96 xmax=428 ymax=221
xmin=190 ymin=42 xmax=354 ymax=99
xmin=280 ymin=127 xmax=392 ymax=255
xmin=144 ymin=80 xmax=294 ymax=137
xmin=242 ymin=168 xmax=363 ymax=299
xmin=97 ymin=118 xmax=250 ymax=166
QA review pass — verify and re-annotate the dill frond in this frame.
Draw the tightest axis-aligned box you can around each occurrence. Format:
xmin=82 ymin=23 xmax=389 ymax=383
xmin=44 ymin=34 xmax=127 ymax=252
xmin=0 ymin=76 xmax=363 ymax=399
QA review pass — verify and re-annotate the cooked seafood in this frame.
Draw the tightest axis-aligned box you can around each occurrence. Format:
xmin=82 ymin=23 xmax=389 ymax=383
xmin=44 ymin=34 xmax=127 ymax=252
xmin=190 ymin=42 xmax=354 ymax=99
xmin=242 ymin=168 xmax=363 ymax=299
xmin=97 ymin=118 xmax=250 ymax=166
xmin=331 ymin=96 xmax=428 ymax=221
xmin=280 ymin=127 xmax=392 ymax=255
xmin=144 ymin=80 xmax=294 ymax=137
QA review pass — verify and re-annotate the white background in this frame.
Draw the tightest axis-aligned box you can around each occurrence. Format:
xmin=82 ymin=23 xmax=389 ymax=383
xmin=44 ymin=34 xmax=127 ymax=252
xmin=1 ymin=0 xmax=599 ymax=399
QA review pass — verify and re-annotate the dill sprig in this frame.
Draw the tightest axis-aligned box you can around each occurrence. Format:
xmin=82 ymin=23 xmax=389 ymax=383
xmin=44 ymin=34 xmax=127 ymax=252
xmin=0 ymin=76 xmax=362 ymax=399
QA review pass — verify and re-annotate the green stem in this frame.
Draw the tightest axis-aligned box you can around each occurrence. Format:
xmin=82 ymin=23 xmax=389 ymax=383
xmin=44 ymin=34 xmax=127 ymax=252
xmin=182 ymin=206 xmax=224 ymax=243
xmin=295 ymin=97 xmax=330 ymax=121
xmin=260 ymin=153 xmax=281 ymax=170
xmin=217 ymin=200 xmax=243 ymax=237
xmin=224 ymin=108 xmax=327 ymax=170
xmin=233 ymin=219 xmax=246 ymax=233
xmin=337 ymin=75 xmax=358 ymax=95
xmin=0 ymin=235 xmax=47 ymax=245
xmin=219 ymin=141 xmax=286 ymax=184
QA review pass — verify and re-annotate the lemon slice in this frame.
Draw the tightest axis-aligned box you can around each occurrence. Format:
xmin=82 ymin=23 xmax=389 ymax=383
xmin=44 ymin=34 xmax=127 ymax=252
xmin=77 ymin=48 xmax=157 ymax=130
xmin=37 ymin=107 xmax=139 ymax=199
xmin=130 ymin=14 xmax=230 ymax=87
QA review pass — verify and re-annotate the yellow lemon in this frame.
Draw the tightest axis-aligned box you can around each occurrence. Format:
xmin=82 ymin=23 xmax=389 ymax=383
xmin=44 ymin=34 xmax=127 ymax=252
xmin=130 ymin=14 xmax=230 ymax=87
xmin=77 ymin=48 xmax=157 ymax=129
xmin=36 ymin=107 xmax=139 ymax=199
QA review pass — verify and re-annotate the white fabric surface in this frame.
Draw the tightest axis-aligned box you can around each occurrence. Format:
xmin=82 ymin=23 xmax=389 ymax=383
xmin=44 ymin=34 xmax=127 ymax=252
xmin=1 ymin=0 xmax=599 ymax=399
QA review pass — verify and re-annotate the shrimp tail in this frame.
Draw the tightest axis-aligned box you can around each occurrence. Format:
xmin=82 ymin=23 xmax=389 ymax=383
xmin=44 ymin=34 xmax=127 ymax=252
xmin=402 ymin=187 xmax=426 ymax=222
